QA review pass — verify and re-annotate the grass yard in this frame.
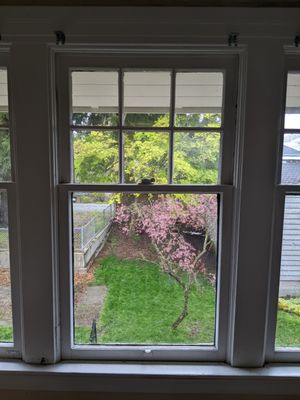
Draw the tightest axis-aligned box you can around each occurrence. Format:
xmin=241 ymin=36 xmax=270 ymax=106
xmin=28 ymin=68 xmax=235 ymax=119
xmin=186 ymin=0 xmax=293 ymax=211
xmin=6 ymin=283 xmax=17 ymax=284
xmin=75 ymin=256 xmax=216 ymax=345
xmin=0 ymin=326 xmax=13 ymax=342
xmin=75 ymin=256 xmax=300 ymax=347
xmin=2 ymin=256 xmax=300 ymax=348
xmin=276 ymin=310 xmax=300 ymax=347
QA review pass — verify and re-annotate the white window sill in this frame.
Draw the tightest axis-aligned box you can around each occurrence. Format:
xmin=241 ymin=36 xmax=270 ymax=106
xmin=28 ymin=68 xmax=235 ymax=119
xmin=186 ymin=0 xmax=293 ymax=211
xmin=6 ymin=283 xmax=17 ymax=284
xmin=0 ymin=361 xmax=300 ymax=395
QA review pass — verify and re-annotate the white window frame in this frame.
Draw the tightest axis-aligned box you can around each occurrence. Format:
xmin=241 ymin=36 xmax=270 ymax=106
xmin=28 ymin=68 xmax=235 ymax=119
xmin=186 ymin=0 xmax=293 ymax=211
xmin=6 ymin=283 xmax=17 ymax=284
xmin=56 ymin=50 xmax=238 ymax=361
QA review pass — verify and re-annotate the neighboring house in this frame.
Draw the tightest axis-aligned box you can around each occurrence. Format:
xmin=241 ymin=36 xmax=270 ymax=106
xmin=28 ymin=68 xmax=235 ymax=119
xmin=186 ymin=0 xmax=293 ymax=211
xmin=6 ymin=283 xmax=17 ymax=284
xmin=280 ymin=144 xmax=300 ymax=296
xmin=281 ymin=144 xmax=300 ymax=185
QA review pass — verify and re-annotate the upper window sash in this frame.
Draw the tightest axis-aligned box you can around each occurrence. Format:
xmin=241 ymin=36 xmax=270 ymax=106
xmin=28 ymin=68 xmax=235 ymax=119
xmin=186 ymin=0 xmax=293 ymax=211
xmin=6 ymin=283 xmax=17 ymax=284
xmin=56 ymin=53 xmax=238 ymax=187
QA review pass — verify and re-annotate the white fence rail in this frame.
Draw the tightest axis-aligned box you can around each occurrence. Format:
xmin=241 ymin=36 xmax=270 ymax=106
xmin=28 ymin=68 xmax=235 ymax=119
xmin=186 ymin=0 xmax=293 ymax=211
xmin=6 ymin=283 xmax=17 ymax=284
xmin=73 ymin=204 xmax=115 ymax=251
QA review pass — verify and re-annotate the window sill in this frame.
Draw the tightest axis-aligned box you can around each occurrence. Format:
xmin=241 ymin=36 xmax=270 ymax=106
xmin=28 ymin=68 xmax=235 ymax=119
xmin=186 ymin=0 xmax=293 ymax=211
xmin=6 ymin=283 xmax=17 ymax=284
xmin=0 ymin=361 xmax=300 ymax=395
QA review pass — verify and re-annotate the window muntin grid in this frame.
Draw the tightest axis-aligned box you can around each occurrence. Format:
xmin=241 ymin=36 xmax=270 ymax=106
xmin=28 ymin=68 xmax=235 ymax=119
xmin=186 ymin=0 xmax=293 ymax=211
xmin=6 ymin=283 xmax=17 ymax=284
xmin=70 ymin=70 xmax=224 ymax=185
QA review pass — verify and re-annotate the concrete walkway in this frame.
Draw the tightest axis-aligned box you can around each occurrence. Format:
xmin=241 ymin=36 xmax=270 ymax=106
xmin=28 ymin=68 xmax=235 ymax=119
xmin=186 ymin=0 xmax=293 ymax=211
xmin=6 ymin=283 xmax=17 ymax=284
xmin=75 ymin=285 xmax=107 ymax=327
xmin=0 ymin=281 xmax=107 ymax=328
xmin=0 ymin=286 xmax=12 ymax=326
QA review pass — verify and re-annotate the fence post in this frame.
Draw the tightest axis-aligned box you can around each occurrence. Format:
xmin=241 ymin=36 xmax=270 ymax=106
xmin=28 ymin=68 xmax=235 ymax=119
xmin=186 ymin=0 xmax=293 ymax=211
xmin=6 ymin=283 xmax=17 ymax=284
xmin=89 ymin=319 xmax=97 ymax=344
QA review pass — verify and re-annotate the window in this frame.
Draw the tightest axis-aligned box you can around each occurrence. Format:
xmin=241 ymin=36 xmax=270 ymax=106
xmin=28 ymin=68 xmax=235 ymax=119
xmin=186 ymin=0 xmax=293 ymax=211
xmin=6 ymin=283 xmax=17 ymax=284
xmin=0 ymin=55 xmax=21 ymax=356
xmin=56 ymin=53 xmax=237 ymax=360
xmin=1 ymin=7 xmax=300 ymax=377
xmin=0 ymin=68 xmax=12 ymax=344
xmin=273 ymin=67 xmax=300 ymax=356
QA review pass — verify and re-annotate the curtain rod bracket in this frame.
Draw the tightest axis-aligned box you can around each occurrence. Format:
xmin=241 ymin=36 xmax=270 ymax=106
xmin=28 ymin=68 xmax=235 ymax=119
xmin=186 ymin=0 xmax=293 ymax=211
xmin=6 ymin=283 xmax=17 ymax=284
xmin=228 ymin=32 xmax=239 ymax=47
xmin=55 ymin=31 xmax=65 ymax=46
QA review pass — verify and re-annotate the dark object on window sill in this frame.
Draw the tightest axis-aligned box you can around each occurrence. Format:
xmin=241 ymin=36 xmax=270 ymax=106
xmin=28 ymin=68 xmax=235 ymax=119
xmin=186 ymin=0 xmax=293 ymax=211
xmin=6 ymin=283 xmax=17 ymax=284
xmin=139 ymin=178 xmax=155 ymax=185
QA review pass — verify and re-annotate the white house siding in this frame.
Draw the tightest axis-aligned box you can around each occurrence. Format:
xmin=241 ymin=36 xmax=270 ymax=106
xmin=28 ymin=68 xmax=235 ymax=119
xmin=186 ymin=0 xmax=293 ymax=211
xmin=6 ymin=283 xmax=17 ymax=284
xmin=279 ymin=195 xmax=300 ymax=297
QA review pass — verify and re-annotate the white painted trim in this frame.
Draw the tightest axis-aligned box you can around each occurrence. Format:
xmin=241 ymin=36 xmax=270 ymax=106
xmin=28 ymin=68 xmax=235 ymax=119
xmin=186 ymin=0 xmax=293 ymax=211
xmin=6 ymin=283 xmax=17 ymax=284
xmin=0 ymin=361 xmax=300 ymax=395
xmin=228 ymin=41 xmax=286 ymax=366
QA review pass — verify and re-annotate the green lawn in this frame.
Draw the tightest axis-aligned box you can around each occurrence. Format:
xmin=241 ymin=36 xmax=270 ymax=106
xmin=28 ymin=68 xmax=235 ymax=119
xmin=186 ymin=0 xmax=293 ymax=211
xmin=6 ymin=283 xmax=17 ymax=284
xmin=0 ymin=326 xmax=13 ymax=342
xmin=2 ymin=256 xmax=300 ymax=348
xmin=276 ymin=310 xmax=300 ymax=347
xmin=75 ymin=256 xmax=300 ymax=347
xmin=75 ymin=256 xmax=216 ymax=345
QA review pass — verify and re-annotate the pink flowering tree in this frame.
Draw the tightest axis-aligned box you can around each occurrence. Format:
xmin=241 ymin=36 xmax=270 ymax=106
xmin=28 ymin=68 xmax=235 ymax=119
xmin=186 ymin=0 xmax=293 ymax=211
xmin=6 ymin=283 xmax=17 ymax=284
xmin=114 ymin=194 xmax=218 ymax=329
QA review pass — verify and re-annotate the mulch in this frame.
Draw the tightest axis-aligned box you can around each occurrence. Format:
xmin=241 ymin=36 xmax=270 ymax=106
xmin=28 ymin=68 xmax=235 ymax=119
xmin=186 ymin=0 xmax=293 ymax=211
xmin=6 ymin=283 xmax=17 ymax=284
xmin=0 ymin=267 xmax=10 ymax=287
xmin=94 ymin=224 xmax=158 ymax=265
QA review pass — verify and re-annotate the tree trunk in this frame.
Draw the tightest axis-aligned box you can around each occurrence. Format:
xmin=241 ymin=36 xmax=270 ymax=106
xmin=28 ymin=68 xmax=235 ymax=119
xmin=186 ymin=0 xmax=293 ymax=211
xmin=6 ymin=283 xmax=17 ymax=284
xmin=172 ymin=285 xmax=190 ymax=330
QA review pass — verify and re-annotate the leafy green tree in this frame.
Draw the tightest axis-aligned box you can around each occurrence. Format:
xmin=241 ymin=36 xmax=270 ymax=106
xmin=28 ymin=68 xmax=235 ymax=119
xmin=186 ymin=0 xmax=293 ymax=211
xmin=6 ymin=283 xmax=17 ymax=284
xmin=0 ymin=115 xmax=11 ymax=225
xmin=73 ymin=113 xmax=221 ymax=184
xmin=73 ymin=130 xmax=118 ymax=183
xmin=0 ymin=130 xmax=11 ymax=182
xmin=154 ymin=114 xmax=220 ymax=184
xmin=0 ymin=112 xmax=9 ymax=127
xmin=0 ymin=113 xmax=11 ymax=182
xmin=72 ymin=112 xmax=118 ymax=127
xmin=124 ymin=130 xmax=169 ymax=183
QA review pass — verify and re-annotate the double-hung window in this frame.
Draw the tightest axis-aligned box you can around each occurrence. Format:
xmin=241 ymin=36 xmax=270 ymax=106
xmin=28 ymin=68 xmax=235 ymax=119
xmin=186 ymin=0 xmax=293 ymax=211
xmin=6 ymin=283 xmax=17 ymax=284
xmin=268 ymin=56 xmax=300 ymax=362
xmin=56 ymin=52 xmax=238 ymax=360
xmin=0 ymin=51 xmax=21 ymax=358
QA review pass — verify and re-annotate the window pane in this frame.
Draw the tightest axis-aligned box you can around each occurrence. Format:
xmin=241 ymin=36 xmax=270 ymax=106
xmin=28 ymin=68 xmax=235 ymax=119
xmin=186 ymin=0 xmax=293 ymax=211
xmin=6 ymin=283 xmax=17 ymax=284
xmin=0 ymin=69 xmax=9 ymax=126
xmin=173 ymin=131 xmax=221 ymax=184
xmin=123 ymin=71 xmax=171 ymax=127
xmin=0 ymin=69 xmax=11 ymax=181
xmin=276 ymin=195 xmax=300 ymax=348
xmin=175 ymin=72 xmax=223 ymax=128
xmin=0 ymin=190 xmax=13 ymax=343
xmin=124 ymin=131 xmax=169 ymax=184
xmin=72 ymin=71 xmax=119 ymax=126
xmin=72 ymin=130 xmax=119 ymax=184
xmin=72 ymin=192 xmax=218 ymax=346
xmin=285 ymin=73 xmax=300 ymax=129
xmin=0 ymin=129 xmax=11 ymax=181
xmin=281 ymin=133 xmax=300 ymax=184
